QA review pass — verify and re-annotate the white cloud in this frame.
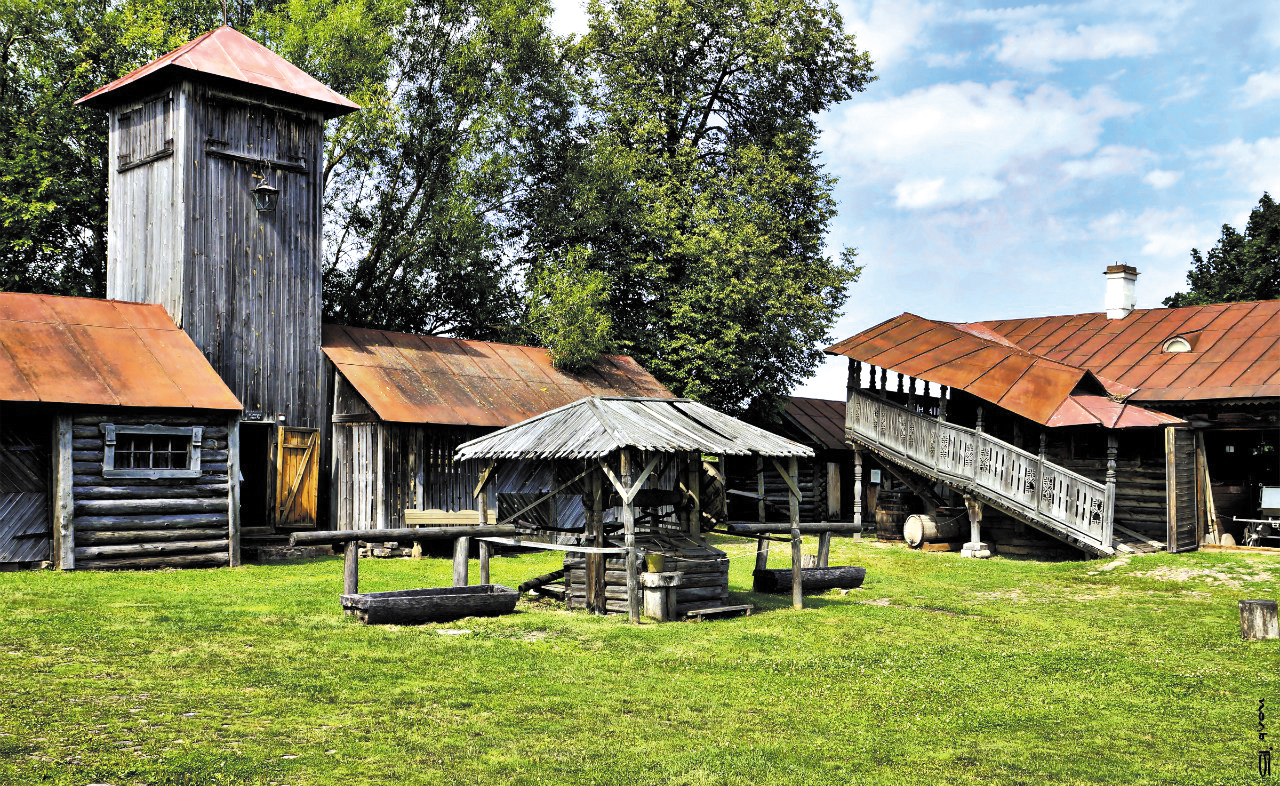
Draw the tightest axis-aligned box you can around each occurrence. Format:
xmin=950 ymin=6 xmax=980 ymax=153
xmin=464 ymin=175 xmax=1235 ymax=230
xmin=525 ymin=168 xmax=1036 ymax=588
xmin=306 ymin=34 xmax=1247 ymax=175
xmin=837 ymin=0 xmax=938 ymax=70
xmin=1144 ymin=169 xmax=1181 ymax=189
xmin=923 ymin=51 xmax=969 ymax=69
xmin=1089 ymin=208 xmax=1208 ymax=258
xmin=1060 ymin=145 xmax=1155 ymax=179
xmin=992 ymin=23 xmax=1158 ymax=72
xmin=823 ymin=81 xmax=1139 ymax=209
xmin=1207 ymin=137 xmax=1280 ymax=196
xmin=1240 ymin=69 xmax=1280 ymax=107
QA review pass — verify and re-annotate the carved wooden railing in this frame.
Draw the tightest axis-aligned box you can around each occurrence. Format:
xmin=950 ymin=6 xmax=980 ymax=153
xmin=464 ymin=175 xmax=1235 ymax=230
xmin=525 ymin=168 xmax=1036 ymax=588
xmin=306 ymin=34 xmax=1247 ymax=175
xmin=846 ymin=389 xmax=1114 ymax=552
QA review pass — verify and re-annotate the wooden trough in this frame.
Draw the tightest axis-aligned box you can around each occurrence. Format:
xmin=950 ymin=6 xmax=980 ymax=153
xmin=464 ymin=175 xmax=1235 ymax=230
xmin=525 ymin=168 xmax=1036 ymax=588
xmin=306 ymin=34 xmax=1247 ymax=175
xmin=753 ymin=566 xmax=866 ymax=593
xmin=341 ymin=585 xmax=519 ymax=625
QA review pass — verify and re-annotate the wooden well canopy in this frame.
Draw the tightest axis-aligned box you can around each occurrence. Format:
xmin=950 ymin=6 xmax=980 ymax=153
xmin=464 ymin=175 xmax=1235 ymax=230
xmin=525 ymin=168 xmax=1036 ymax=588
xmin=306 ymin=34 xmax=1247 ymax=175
xmin=454 ymin=396 xmax=814 ymax=462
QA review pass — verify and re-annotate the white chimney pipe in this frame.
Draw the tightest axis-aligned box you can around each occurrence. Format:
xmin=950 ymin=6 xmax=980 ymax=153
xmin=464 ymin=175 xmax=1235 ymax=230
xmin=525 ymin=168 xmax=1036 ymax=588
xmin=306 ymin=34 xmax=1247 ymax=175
xmin=1104 ymin=264 xmax=1138 ymax=319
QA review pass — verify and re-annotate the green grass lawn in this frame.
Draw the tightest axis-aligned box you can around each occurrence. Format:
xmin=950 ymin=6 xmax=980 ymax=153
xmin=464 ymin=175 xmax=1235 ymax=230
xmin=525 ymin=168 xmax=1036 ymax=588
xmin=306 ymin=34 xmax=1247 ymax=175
xmin=1 ymin=538 xmax=1277 ymax=785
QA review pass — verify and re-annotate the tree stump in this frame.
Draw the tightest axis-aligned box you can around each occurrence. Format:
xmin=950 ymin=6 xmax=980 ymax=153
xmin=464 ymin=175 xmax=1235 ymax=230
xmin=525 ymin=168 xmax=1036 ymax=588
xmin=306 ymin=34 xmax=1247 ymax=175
xmin=1239 ymin=600 xmax=1279 ymax=640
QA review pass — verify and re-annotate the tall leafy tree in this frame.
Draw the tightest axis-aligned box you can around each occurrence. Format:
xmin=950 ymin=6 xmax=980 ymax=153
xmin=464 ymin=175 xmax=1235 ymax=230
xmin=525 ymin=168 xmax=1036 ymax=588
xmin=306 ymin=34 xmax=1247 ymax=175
xmin=522 ymin=0 xmax=873 ymax=414
xmin=1165 ymin=192 xmax=1280 ymax=307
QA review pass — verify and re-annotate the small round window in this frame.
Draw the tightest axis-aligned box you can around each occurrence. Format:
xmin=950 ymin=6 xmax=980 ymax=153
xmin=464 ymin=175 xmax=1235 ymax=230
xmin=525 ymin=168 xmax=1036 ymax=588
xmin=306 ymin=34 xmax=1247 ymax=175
xmin=1162 ymin=336 xmax=1192 ymax=353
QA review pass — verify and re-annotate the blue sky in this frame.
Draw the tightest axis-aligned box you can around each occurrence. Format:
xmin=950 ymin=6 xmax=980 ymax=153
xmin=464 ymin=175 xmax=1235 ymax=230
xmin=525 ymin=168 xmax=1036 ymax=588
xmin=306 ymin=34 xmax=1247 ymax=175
xmin=550 ymin=0 xmax=1280 ymax=402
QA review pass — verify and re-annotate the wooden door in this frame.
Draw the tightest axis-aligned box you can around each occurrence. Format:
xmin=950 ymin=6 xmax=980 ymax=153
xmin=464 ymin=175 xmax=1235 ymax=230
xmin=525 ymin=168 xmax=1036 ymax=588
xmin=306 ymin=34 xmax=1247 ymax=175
xmin=0 ymin=425 xmax=51 ymax=563
xmin=275 ymin=427 xmax=319 ymax=529
xmin=1165 ymin=427 xmax=1199 ymax=552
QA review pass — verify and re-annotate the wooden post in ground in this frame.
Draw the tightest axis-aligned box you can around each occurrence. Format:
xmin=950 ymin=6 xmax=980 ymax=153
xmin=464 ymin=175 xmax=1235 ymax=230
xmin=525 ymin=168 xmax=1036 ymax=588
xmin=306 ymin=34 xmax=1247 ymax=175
xmin=343 ymin=540 xmax=359 ymax=597
xmin=586 ymin=466 xmax=606 ymax=614
xmin=477 ymin=462 xmax=493 ymax=585
xmin=960 ymin=495 xmax=992 ymax=558
xmin=754 ymin=455 xmax=769 ymax=571
xmin=227 ymin=416 xmax=241 ymax=567
xmin=1240 ymin=600 xmax=1280 ymax=640
xmin=1104 ymin=433 xmax=1118 ymax=550
xmin=621 ymin=448 xmax=640 ymax=623
xmin=853 ymin=448 xmax=863 ymax=542
xmin=789 ymin=456 xmax=803 ymax=610
xmin=453 ymin=536 xmax=469 ymax=586
xmin=687 ymin=450 xmax=701 ymax=538
xmin=53 ymin=414 xmax=74 ymax=570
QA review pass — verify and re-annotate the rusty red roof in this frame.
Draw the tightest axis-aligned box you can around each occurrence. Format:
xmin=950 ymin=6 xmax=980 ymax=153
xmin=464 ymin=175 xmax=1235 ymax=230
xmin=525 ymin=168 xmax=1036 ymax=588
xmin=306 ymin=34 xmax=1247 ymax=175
xmin=322 ymin=325 xmax=674 ymax=427
xmin=77 ymin=26 xmax=359 ymax=117
xmin=782 ymin=397 xmax=848 ymax=451
xmin=826 ymin=313 xmax=1179 ymax=428
xmin=963 ymin=300 xmax=1280 ymax=403
xmin=0 ymin=293 xmax=240 ymax=411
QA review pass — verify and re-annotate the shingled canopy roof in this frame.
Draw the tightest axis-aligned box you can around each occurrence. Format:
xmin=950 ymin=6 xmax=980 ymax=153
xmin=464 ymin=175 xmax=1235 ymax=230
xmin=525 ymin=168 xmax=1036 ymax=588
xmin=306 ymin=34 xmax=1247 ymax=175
xmin=455 ymin=397 xmax=814 ymax=461
xmin=0 ymin=293 xmax=240 ymax=411
xmin=77 ymin=26 xmax=359 ymax=117
xmin=826 ymin=312 xmax=1181 ymax=429
xmin=322 ymin=325 xmax=673 ymax=428
xmin=781 ymin=397 xmax=848 ymax=451
xmin=962 ymin=299 xmax=1280 ymax=403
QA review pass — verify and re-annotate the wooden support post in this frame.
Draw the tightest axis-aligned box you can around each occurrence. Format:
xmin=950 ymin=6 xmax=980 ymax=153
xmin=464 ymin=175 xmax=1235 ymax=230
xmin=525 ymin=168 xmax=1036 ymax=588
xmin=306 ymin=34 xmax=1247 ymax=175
xmin=687 ymin=451 xmax=701 ymax=537
xmin=1104 ymin=433 xmax=1118 ymax=549
xmin=343 ymin=540 xmax=359 ymax=597
xmin=53 ymin=414 xmax=74 ymax=570
xmin=853 ymin=448 xmax=863 ymax=542
xmin=907 ymin=377 xmax=917 ymax=411
xmin=754 ymin=455 xmax=769 ymax=571
xmin=938 ymin=386 xmax=948 ymax=422
xmin=817 ymin=531 xmax=831 ymax=568
xmin=960 ymin=495 xmax=991 ymax=558
xmin=477 ymin=462 xmax=492 ymax=584
xmin=587 ymin=467 xmax=606 ymax=614
xmin=789 ymin=456 xmax=802 ymax=610
xmin=849 ymin=360 xmax=861 ymax=392
xmin=897 ymin=373 xmax=905 ymax=395
xmin=227 ymin=417 xmax=241 ymax=567
xmin=880 ymin=367 xmax=888 ymax=394
xmin=621 ymin=448 xmax=640 ymax=623
xmin=1037 ymin=431 xmax=1047 ymax=515
xmin=453 ymin=536 xmax=469 ymax=586
xmin=975 ymin=405 xmax=984 ymax=433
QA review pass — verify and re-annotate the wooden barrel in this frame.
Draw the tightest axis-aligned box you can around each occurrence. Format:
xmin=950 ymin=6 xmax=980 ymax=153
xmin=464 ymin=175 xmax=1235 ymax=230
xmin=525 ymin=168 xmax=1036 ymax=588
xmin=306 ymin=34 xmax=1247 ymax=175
xmin=903 ymin=514 xmax=962 ymax=548
xmin=875 ymin=501 xmax=909 ymax=541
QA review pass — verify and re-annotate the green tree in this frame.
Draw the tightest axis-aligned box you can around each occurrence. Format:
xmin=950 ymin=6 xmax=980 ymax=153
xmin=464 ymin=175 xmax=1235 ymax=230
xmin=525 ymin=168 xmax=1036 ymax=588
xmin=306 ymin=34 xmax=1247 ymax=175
xmin=1165 ymin=192 xmax=1280 ymax=307
xmin=522 ymin=0 xmax=873 ymax=414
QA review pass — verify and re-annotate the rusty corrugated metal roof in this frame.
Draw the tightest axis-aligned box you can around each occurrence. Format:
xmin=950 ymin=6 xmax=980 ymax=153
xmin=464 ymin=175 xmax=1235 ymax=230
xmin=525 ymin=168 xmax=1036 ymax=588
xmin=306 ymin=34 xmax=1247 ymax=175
xmin=825 ymin=313 xmax=1179 ymax=428
xmin=322 ymin=325 xmax=674 ymax=427
xmin=782 ymin=397 xmax=848 ymax=451
xmin=0 ymin=293 xmax=240 ymax=411
xmin=77 ymin=26 xmax=359 ymax=117
xmin=964 ymin=300 xmax=1280 ymax=403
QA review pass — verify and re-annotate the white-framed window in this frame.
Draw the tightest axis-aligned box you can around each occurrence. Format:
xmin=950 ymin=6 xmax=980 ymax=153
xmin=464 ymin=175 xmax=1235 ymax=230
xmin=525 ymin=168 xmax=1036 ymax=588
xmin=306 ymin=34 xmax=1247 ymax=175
xmin=100 ymin=424 xmax=202 ymax=479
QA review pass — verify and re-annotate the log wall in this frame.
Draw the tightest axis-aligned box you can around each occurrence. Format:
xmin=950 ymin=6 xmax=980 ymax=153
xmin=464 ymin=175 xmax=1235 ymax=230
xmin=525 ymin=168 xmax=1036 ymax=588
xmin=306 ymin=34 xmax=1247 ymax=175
xmin=66 ymin=411 xmax=237 ymax=570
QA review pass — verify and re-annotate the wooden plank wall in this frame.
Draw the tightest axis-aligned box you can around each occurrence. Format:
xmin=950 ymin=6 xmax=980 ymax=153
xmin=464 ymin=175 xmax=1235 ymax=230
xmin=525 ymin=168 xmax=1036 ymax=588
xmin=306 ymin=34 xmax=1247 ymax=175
xmin=1166 ymin=427 xmax=1199 ymax=552
xmin=183 ymin=86 xmax=325 ymax=430
xmin=68 ymin=411 xmax=233 ymax=570
xmin=0 ymin=409 xmax=52 ymax=564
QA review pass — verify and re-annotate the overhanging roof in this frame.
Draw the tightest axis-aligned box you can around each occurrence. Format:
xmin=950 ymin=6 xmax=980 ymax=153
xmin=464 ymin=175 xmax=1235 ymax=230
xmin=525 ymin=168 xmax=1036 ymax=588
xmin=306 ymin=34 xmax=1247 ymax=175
xmin=0 ymin=293 xmax=240 ymax=411
xmin=77 ymin=26 xmax=359 ymax=117
xmin=322 ymin=325 xmax=673 ymax=427
xmin=455 ymin=397 xmax=815 ymax=461
xmin=963 ymin=299 xmax=1280 ymax=403
xmin=782 ymin=397 xmax=848 ymax=451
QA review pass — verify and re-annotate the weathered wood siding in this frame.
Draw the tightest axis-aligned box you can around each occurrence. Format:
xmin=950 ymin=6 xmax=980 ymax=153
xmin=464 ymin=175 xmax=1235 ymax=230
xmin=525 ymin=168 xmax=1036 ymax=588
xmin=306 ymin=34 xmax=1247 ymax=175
xmin=105 ymin=81 xmax=325 ymax=430
xmin=0 ymin=408 xmax=52 ymax=565
xmin=67 ymin=411 xmax=236 ymax=570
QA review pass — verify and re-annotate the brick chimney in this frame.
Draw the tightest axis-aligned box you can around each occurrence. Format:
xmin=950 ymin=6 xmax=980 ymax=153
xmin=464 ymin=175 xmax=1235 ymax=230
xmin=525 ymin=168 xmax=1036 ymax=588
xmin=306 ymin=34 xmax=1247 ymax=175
xmin=1104 ymin=264 xmax=1138 ymax=319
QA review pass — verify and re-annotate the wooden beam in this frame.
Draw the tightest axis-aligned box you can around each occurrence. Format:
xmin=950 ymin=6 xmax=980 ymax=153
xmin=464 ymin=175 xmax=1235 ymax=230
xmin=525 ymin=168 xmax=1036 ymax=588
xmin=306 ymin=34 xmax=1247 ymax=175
xmin=343 ymin=541 xmax=358 ymax=597
xmin=54 ymin=414 xmax=74 ymax=570
xmin=227 ymin=417 xmax=241 ymax=567
xmin=621 ymin=448 xmax=640 ymax=623
xmin=755 ymin=455 xmax=769 ymax=571
xmin=771 ymin=457 xmax=803 ymax=502
xmin=475 ymin=537 xmax=626 ymax=554
xmin=289 ymin=524 xmax=520 ymax=547
xmin=789 ymin=456 xmax=802 ymax=610
xmin=453 ymin=536 xmax=469 ymax=587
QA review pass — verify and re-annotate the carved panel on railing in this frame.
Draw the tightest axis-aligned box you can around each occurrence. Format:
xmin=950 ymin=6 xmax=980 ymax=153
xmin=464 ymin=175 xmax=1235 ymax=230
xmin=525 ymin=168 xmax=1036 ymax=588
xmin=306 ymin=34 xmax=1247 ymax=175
xmin=845 ymin=389 xmax=1112 ymax=549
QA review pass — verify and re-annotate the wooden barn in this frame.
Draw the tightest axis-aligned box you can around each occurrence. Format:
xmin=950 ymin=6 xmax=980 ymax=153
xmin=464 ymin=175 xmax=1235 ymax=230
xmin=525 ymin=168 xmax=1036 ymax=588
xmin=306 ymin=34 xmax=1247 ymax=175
xmin=0 ymin=293 xmax=241 ymax=571
xmin=322 ymin=325 xmax=673 ymax=532
xmin=827 ymin=266 xmax=1280 ymax=557
xmin=76 ymin=26 xmax=359 ymax=536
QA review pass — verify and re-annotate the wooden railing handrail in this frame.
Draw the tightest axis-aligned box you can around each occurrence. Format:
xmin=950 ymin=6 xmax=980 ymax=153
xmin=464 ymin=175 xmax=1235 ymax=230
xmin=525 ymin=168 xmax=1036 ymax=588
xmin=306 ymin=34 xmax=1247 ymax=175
xmin=845 ymin=389 xmax=1114 ymax=551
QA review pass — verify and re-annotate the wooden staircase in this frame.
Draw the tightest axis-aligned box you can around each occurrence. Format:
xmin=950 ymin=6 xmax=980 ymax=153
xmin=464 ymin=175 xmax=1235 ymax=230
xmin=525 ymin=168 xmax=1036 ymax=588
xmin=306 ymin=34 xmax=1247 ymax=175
xmin=846 ymin=390 xmax=1121 ymax=556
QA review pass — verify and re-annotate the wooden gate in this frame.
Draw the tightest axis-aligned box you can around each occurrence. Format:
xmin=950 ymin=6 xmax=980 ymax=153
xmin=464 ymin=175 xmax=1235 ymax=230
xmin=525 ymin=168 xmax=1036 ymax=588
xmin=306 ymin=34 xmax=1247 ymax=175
xmin=0 ymin=427 xmax=51 ymax=563
xmin=275 ymin=427 xmax=319 ymax=529
xmin=1165 ymin=427 xmax=1199 ymax=552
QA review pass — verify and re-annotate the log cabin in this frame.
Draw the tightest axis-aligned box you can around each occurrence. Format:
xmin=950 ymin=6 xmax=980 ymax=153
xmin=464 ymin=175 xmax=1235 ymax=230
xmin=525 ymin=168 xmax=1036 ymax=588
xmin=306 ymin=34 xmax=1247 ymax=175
xmin=0 ymin=293 xmax=241 ymax=570
xmin=827 ymin=265 xmax=1280 ymax=557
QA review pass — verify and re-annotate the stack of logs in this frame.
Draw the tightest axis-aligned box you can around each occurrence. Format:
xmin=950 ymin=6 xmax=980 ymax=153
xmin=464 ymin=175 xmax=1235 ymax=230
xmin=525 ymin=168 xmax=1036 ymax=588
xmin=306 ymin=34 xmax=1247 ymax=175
xmin=70 ymin=413 xmax=234 ymax=570
xmin=563 ymin=534 xmax=729 ymax=616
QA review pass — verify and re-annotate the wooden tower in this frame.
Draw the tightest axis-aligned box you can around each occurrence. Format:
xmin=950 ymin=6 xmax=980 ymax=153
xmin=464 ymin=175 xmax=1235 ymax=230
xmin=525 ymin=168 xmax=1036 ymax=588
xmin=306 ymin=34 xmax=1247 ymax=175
xmin=78 ymin=27 xmax=358 ymax=529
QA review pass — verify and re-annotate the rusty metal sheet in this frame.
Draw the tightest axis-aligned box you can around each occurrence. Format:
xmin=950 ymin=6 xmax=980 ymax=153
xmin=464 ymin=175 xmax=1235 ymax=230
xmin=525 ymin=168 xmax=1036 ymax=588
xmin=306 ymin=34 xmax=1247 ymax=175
xmin=323 ymin=326 xmax=672 ymax=426
xmin=997 ymin=361 xmax=1086 ymax=424
xmin=117 ymin=301 xmax=180 ymax=331
xmin=0 ymin=320 xmax=117 ymax=406
xmin=77 ymin=26 xmax=358 ymax=117
xmin=132 ymin=328 xmax=240 ymax=410
xmin=0 ymin=341 xmax=39 ymax=402
xmin=67 ymin=325 xmax=191 ymax=409
xmin=0 ymin=292 xmax=59 ymax=323
xmin=784 ymin=397 xmax=847 ymax=450
xmin=44 ymin=297 xmax=131 ymax=329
